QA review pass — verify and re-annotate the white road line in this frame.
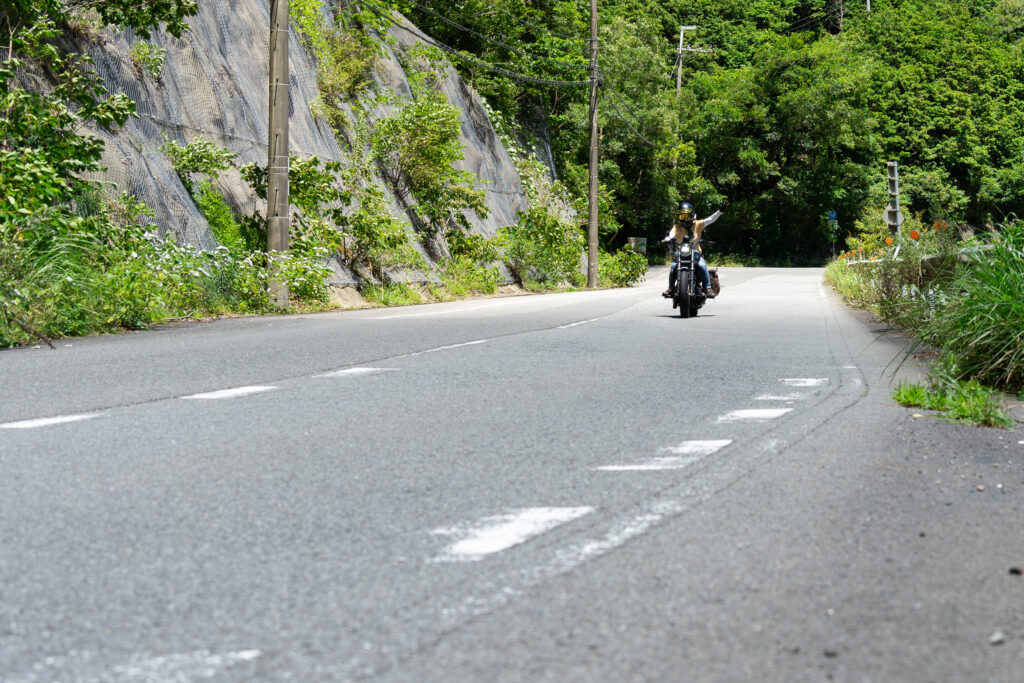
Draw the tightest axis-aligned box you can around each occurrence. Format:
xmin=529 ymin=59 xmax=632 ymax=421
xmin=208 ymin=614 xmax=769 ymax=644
xmin=780 ymin=378 xmax=829 ymax=387
xmin=558 ymin=317 xmax=604 ymax=329
xmin=9 ymin=650 xmax=261 ymax=683
xmin=717 ymin=408 xmax=793 ymax=423
xmin=430 ymin=507 xmax=594 ymax=562
xmin=597 ymin=439 xmax=731 ymax=472
xmin=659 ymin=439 xmax=733 ymax=455
xmin=436 ymin=500 xmax=683 ymax=618
xmin=396 ymin=339 xmax=488 ymax=359
xmin=181 ymin=385 xmax=278 ymax=400
xmin=316 ymin=367 xmax=397 ymax=378
xmin=755 ymin=393 xmax=805 ymax=401
xmin=0 ymin=414 xmax=100 ymax=430
xmin=598 ymin=456 xmax=702 ymax=472
xmin=370 ymin=304 xmax=497 ymax=319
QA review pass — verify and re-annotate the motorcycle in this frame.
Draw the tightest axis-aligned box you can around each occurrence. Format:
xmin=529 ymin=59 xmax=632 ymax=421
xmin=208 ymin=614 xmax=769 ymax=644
xmin=669 ymin=235 xmax=711 ymax=318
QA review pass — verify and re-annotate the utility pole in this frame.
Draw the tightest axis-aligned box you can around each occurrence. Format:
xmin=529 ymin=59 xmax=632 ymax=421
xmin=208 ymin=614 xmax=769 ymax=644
xmin=586 ymin=0 xmax=599 ymax=288
xmin=267 ymin=0 xmax=290 ymax=308
xmin=675 ymin=25 xmax=713 ymax=97
xmin=676 ymin=25 xmax=695 ymax=97
xmin=867 ymin=0 xmax=871 ymax=12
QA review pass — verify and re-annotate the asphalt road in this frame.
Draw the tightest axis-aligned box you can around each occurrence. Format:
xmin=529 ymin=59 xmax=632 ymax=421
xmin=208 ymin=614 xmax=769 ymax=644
xmin=2 ymin=267 xmax=1022 ymax=682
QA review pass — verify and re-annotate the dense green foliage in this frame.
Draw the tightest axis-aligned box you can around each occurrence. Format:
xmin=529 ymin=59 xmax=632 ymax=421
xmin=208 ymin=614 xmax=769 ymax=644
xmin=826 ymin=217 xmax=1024 ymax=426
xmin=408 ymin=0 xmax=1024 ymax=263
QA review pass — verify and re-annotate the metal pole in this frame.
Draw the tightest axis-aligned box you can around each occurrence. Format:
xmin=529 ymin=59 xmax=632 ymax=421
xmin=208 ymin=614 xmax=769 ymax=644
xmin=586 ymin=0 xmax=599 ymax=288
xmin=267 ymin=0 xmax=290 ymax=308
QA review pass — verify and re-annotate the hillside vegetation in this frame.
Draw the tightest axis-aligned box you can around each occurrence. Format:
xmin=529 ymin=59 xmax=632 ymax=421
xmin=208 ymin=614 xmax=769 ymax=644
xmin=408 ymin=0 xmax=1024 ymax=262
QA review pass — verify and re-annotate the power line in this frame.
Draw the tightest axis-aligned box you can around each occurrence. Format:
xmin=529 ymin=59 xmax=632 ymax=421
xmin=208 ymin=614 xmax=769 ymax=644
xmin=367 ymin=7 xmax=590 ymax=87
xmin=407 ymin=1 xmax=588 ymax=72
xmin=785 ymin=6 xmax=845 ymax=34
xmin=602 ymin=89 xmax=662 ymax=148
xmin=444 ymin=0 xmax=588 ymax=42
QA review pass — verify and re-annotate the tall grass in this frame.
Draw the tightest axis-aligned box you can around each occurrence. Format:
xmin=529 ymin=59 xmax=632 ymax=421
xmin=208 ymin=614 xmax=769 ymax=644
xmin=920 ymin=220 xmax=1024 ymax=392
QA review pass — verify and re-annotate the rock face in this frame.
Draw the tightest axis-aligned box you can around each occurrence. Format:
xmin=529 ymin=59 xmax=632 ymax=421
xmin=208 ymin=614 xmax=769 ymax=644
xmin=85 ymin=2 xmax=528 ymax=281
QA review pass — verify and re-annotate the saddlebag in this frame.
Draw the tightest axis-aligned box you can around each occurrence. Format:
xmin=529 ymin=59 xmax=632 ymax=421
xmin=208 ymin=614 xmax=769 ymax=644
xmin=709 ymin=268 xmax=721 ymax=296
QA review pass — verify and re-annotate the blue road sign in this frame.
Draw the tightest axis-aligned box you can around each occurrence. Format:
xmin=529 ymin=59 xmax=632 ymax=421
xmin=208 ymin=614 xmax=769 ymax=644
xmin=827 ymin=210 xmax=838 ymax=220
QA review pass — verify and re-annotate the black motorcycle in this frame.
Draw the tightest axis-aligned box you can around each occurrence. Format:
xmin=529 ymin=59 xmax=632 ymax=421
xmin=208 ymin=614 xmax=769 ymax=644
xmin=670 ymin=235 xmax=709 ymax=318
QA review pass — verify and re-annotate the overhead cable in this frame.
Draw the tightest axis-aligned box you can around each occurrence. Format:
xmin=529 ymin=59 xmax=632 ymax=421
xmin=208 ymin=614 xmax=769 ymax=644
xmin=408 ymin=0 xmax=587 ymax=71
xmin=602 ymin=89 xmax=662 ymax=148
xmin=367 ymin=7 xmax=590 ymax=87
xmin=785 ymin=6 xmax=845 ymax=34
xmin=443 ymin=0 xmax=588 ymax=42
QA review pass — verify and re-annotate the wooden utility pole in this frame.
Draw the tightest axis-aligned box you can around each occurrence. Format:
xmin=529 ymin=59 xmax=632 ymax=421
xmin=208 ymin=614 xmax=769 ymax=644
xmin=267 ymin=0 xmax=290 ymax=308
xmin=586 ymin=0 xmax=599 ymax=288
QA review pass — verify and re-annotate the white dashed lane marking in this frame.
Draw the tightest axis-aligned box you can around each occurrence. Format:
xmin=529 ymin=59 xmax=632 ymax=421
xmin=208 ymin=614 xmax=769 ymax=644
xmin=780 ymin=378 xmax=829 ymax=387
xmin=316 ymin=367 xmax=397 ymax=378
xmin=0 ymin=414 xmax=100 ymax=430
xmin=598 ymin=439 xmax=733 ymax=472
xmin=755 ymin=393 xmax=805 ymax=401
xmin=717 ymin=408 xmax=793 ymax=423
xmin=430 ymin=507 xmax=594 ymax=562
xmin=9 ymin=649 xmax=261 ymax=683
xmin=395 ymin=339 xmax=489 ymax=360
xmin=558 ymin=317 xmax=604 ymax=329
xmin=180 ymin=386 xmax=279 ymax=400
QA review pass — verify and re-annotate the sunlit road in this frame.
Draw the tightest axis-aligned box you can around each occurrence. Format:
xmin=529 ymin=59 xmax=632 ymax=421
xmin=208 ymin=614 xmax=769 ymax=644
xmin=2 ymin=268 xmax=1022 ymax=682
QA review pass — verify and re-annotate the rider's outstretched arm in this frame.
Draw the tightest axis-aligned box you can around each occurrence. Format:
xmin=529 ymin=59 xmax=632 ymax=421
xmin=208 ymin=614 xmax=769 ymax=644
xmin=703 ymin=210 xmax=723 ymax=227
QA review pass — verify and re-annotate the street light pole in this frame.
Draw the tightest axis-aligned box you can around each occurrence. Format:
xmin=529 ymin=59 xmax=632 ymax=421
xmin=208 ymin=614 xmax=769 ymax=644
xmin=586 ymin=0 xmax=599 ymax=288
xmin=267 ymin=0 xmax=290 ymax=308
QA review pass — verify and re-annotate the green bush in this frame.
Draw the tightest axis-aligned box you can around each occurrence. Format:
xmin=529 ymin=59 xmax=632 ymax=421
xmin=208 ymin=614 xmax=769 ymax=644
xmin=439 ymin=255 xmax=499 ymax=297
xmin=195 ymin=179 xmax=245 ymax=250
xmin=372 ymin=89 xmax=487 ymax=234
xmin=500 ymin=208 xmax=585 ymax=287
xmin=598 ymin=246 xmax=646 ymax=287
xmin=160 ymin=138 xmax=236 ymax=183
xmin=130 ymin=41 xmax=166 ymax=79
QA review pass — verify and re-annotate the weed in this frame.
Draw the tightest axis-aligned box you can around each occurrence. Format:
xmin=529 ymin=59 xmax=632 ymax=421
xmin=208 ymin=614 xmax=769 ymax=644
xmin=130 ymin=42 xmax=166 ymax=79
xmin=439 ymin=255 xmax=499 ymax=297
xmin=362 ymin=283 xmax=422 ymax=307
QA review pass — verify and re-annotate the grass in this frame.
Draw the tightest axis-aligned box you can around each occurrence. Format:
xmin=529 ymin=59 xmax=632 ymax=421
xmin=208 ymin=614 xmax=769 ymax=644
xmin=919 ymin=221 xmax=1024 ymax=392
xmin=830 ymin=218 xmax=1024 ymax=428
xmin=361 ymin=283 xmax=422 ymax=307
xmin=892 ymin=379 xmax=1014 ymax=428
xmin=438 ymin=256 xmax=499 ymax=297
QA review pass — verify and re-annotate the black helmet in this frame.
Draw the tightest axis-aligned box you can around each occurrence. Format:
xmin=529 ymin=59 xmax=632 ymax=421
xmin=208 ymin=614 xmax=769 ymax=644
xmin=677 ymin=201 xmax=695 ymax=223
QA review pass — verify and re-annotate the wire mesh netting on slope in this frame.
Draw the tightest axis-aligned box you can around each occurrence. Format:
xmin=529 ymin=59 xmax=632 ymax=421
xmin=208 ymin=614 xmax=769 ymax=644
xmin=82 ymin=2 xmax=530 ymax=285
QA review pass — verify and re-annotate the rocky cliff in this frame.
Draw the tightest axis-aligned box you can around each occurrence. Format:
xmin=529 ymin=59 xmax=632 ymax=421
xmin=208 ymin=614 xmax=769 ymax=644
xmin=83 ymin=2 xmax=529 ymax=285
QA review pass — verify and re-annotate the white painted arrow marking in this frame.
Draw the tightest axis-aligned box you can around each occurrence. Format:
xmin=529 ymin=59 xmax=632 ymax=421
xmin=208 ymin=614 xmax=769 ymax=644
xmin=431 ymin=507 xmax=593 ymax=562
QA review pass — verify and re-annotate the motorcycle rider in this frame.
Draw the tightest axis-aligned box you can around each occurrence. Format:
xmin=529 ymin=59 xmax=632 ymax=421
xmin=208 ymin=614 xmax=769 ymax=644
xmin=662 ymin=201 xmax=722 ymax=298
